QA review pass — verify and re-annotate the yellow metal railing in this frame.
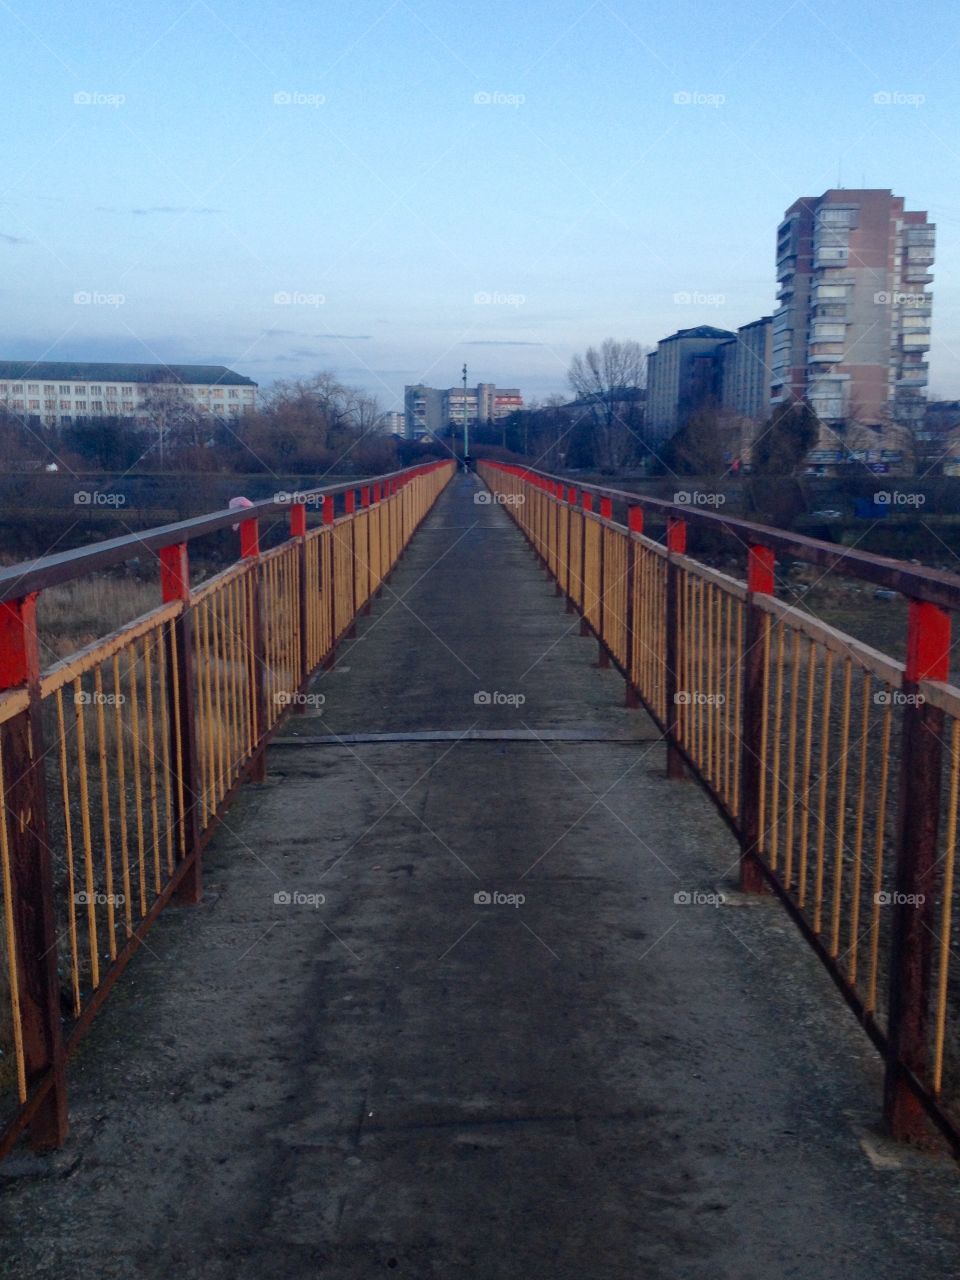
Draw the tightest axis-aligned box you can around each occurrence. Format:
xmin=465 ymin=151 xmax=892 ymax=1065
xmin=480 ymin=459 xmax=960 ymax=1156
xmin=0 ymin=460 xmax=453 ymax=1155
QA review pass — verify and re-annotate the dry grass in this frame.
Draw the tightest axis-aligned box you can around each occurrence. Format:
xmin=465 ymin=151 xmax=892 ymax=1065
xmin=36 ymin=576 xmax=160 ymax=663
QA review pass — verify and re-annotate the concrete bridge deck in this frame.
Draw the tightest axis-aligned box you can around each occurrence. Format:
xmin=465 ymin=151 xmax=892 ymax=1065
xmin=2 ymin=470 xmax=959 ymax=1278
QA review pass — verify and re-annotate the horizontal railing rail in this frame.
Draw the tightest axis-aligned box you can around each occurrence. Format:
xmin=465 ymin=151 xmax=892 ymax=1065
xmin=480 ymin=459 xmax=960 ymax=1157
xmin=0 ymin=467 xmax=428 ymax=603
xmin=520 ymin=467 xmax=960 ymax=612
xmin=0 ymin=459 xmax=454 ymax=1157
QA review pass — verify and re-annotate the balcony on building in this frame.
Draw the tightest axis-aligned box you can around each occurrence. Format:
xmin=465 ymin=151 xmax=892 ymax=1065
xmin=813 ymin=248 xmax=849 ymax=268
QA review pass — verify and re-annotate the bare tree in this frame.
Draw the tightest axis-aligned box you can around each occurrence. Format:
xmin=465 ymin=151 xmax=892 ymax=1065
xmin=138 ymin=382 xmax=207 ymax=469
xmin=567 ymin=339 xmax=648 ymax=471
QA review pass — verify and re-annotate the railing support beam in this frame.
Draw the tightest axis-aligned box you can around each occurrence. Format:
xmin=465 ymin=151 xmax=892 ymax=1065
xmin=738 ymin=544 xmax=775 ymax=893
xmin=664 ymin=516 xmax=687 ymax=780
xmin=0 ymin=593 xmax=68 ymax=1149
xmin=160 ymin=543 xmax=204 ymax=904
xmin=884 ymin=599 xmax=950 ymax=1145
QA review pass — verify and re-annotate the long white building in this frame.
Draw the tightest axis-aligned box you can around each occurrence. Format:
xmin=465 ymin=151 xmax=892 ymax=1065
xmin=0 ymin=361 xmax=257 ymax=428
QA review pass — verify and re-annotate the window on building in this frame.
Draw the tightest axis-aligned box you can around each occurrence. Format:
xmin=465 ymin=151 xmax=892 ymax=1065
xmin=74 ymin=386 xmax=85 ymax=394
xmin=59 ymin=400 xmax=71 ymax=410
xmin=44 ymin=400 xmax=55 ymax=410
xmin=28 ymin=400 xmax=39 ymax=409
xmin=818 ymin=207 xmax=858 ymax=230
xmin=91 ymin=401 xmax=103 ymax=412
xmin=228 ymin=389 xmax=239 ymax=398
xmin=27 ymin=384 xmax=39 ymax=393
xmin=59 ymin=384 xmax=71 ymax=394
xmin=122 ymin=401 xmax=134 ymax=411
xmin=89 ymin=385 xmax=102 ymax=394
xmin=12 ymin=385 xmax=23 ymax=392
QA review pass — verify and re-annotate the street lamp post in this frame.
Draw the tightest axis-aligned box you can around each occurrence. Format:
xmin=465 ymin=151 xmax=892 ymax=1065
xmin=462 ymin=363 xmax=469 ymax=468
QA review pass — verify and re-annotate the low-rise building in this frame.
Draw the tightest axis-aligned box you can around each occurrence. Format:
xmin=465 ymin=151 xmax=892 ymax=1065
xmin=0 ymin=361 xmax=257 ymax=428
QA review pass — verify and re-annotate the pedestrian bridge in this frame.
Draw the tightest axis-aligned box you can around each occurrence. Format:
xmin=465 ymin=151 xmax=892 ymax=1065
xmin=2 ymin=459 xmax=960 ymax=1277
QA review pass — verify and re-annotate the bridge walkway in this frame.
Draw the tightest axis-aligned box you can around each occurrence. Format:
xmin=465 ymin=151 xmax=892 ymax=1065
xmin=2 ymin=469 xmax=958 ymax=1279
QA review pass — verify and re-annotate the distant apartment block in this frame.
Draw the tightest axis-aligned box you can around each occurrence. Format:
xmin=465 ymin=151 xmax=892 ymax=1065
xmin=382 ymin=410 xmax=406 ymax=435
xmin=719 ymin=317 xmax=773 ymax=422
xmin=645 ymin=326 xmax=734 ymax=442
xmin=0 ymin=361 xmax=257 ymax=428
xmin=403 ymin=382 xmax=523 ymax=439
xmin=772 ymin=189 xmax=934 ymax=431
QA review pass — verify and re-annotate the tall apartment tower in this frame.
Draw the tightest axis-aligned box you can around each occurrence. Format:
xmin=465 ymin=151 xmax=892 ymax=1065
xmin=771 ymin=189 xmax=934 ymax=431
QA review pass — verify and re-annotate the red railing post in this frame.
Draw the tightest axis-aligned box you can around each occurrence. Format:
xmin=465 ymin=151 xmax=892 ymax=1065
xmin=553 ymin=483 xmax=563 ymax=594
xmin=565 ymin=486 xmax=576 ymax=611
xmin=579 ymin=492 xmax=593 ymax=636
xmin=597 ymin=496 xmax=611 ymax=667
xmin=738 ymin=544 xmax=776 ymax=892
xmin=160 ymin=543 xmax=204 ymax=903
xmin=884 ymin=599 xmax=951 ymax=1144
xmin=0 ymin=592 xmax=69 ymax=1149
xmin=346 ymin=491 xmax=359 ymax=638
xmin=624 ymin=505 xmax=644 ymax=708
xmin=290 ymin=501 xmax=310 ymax=694
xmin=664 ymin=515 xmax=688 ymax=780
xmin=240 ymin=517 xmax=268 ymax=782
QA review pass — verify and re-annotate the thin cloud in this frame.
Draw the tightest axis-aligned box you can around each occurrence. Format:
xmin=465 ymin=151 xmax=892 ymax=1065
xmin=131 ymin=205 xmax=223 ymax=216
xmin=463 ymin=339 xmax=544 ymax=346
xmin=0 ymin=233 xmax=30 ymax=245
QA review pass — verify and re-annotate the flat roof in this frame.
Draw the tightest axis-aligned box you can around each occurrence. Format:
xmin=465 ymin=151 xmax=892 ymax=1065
xmin=0 ymin=361 xmax=257 ymax=386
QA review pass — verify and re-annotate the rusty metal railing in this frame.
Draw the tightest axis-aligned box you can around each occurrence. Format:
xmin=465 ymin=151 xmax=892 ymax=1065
xmin=0 ymin=460 xmax=453 ymax=1156
xmin=480 ymin=459 xmax=960 ymax=1156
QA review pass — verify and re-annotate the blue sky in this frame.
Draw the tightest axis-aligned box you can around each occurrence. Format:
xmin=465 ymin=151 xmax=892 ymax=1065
xmin=1 ymin=0 xmax=959 ymax=408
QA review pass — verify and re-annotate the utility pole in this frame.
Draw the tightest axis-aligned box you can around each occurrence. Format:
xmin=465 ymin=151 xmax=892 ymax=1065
xmin=462 ymin=363 xmax=469 ymax=467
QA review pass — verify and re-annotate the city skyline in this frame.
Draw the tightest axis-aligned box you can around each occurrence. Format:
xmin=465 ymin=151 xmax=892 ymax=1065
xmin=1 ymin=0 xmax=958 ymax=411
